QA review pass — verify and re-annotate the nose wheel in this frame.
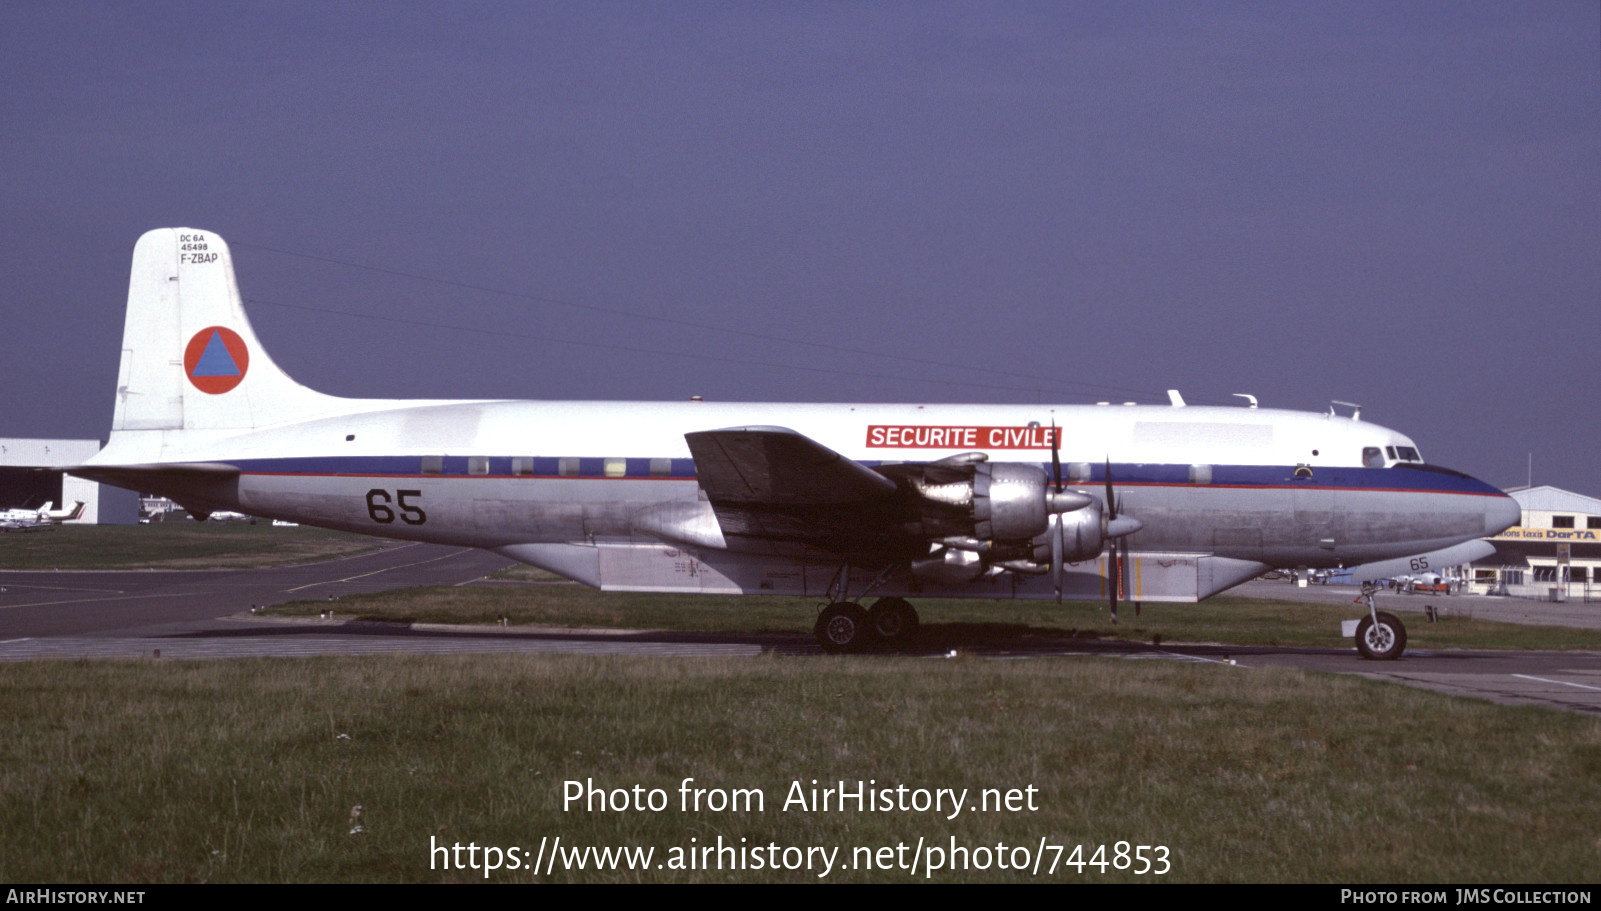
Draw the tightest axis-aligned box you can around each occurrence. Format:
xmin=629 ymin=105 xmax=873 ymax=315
xmin=1355 ymin=611 xmax=1407 ymax=660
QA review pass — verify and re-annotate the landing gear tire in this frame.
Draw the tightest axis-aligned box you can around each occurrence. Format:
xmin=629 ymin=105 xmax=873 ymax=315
xmin=867 ymin=597 xmax=919 ymax=648
xmin=816 ymin=602 xmax=870 ymax=654
xmin=1355 ymin=611 xmax=1407 ymax=661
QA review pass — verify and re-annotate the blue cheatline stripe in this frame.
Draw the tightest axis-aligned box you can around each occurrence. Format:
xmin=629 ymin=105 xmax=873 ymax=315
xmin=232 ymin=456 xmax=702 ymax=481
xmin=227 ymin=456 xmax=1504 ymax=496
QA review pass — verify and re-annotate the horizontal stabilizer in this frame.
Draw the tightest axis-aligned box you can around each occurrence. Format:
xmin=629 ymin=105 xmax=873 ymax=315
xmin=68 ymin=462 xmax=241 ymax=520
xmin=1343 ymin=540 xmax=1496 ymax=584
xmin=68 ymin=461 xmax=241 ymax=488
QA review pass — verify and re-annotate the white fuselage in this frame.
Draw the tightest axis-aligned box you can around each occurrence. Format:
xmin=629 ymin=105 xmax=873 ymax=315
xmin=76 ymin=228 xmax=1521 ymax=608
xmin=91 ymin=399 xmax=1518 ymax=603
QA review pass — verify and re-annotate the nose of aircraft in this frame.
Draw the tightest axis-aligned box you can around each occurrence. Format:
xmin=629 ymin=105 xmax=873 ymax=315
xmin=1485 ymin=492 xmax=1522 ymax=536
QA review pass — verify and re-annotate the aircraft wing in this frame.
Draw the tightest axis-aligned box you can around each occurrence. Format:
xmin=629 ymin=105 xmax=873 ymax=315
xmin=684 ymin=426 xmax=907 ymax=559
xmin=685 ymin=426 xmax=896 ymax=505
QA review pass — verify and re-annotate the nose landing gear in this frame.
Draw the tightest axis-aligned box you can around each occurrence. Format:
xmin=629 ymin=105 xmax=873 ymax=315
xmin=1353 ymin=584 xmax=1407 ymax=660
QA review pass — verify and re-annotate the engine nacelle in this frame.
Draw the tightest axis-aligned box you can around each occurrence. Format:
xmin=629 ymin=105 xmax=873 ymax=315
xmin=910 ymin=546 xmax=987 ymax=584
xmin=1031 ymin=502 xmax=1105 ymax=565
xmin=904 ymin=459 xmax=1107 ymax=578
xmin=973 ymin=462 xmax=1049 ymax=541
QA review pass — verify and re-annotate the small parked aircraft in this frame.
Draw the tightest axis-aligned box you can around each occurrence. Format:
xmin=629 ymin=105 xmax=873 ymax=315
xmin=0 ymin=501 xmax=85 ymax=532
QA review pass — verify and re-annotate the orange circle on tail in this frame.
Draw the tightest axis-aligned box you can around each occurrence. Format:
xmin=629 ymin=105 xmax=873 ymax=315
xmin=183 ymin=327 xmax=250 ymax=394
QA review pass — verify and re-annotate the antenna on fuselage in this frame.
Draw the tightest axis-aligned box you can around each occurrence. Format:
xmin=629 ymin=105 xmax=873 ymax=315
xmin=1331 ymin=400 xmax=1362 ymax=421
xmin=1232 ymin=394 xmax=1258 ymax=408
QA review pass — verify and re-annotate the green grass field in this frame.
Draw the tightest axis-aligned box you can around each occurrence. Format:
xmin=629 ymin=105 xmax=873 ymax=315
xmin=2 ymin=654 xmax=1598 ymax=883
xmin=7 ymin=526 xmax=1601 ymax=883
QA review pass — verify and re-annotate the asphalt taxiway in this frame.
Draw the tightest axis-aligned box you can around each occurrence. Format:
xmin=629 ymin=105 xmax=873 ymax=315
xmin=3 ymin=545 xmax=1600 ymax=715
xmin=0 ymin=542 xmax=510 ymax=638
xmin=1233 ymin=578 xmax=1601 ymax=629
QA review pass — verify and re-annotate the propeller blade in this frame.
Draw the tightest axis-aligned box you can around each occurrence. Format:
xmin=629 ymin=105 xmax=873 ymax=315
xmin=1104 ymin=457 xmax=1116 ymax=520
xmin=1050 ymin=419 xmax=1062 ymax=493
xmin=1109 ymin=546 xmax=1119 ymax=623
xmin=1105 ymin=457 xmax=1118 ymax=622
xmin=1051 ymin=514 xmax=1063 ymax=602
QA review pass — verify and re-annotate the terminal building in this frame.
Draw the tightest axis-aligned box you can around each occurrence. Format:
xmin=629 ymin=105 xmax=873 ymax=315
xmin=1467 ymin=486 xmax=1601 ymax=602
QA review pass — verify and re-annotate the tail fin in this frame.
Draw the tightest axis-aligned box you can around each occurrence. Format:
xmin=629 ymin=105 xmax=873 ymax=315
xmin=111 ymin=228 xmax=344 ymax=435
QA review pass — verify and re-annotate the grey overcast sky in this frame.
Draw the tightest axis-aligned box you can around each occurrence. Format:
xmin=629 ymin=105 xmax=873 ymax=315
xmin=1 ymin=2 xmax=1597 ymax=494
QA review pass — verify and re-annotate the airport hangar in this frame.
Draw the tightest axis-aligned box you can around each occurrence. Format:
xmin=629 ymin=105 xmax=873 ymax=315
xmin=0 ymin=438 xmax=135 ymax=524
xmin=1465 ymin=485 xmax=1601 ymax=602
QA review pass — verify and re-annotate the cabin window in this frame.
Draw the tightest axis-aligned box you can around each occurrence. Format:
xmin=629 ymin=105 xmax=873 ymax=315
xmin=558 ymin=457 xmax=580 ymax=477
xmin=1188 ymin=464 xmax=1212 ymax=485
xmin=468 ymin=456 xmax=490 ymax=476
xmin=421 ymin=455 xmax=444 ymax=475
xmin=1362 ymin=447 xmax=1384 ymax=469
xmin=1067 ymin=462 xmax=1092 ymax=484
xmin=604 ymin=458 xmax=627 ymax=478
xmin=511 ymin=457 xmax=534 ymax=476
xmin=649 ymin=458 xmax=673 ymax=477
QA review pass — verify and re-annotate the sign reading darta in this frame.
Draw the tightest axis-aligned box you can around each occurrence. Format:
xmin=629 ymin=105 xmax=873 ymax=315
xmin=866 ymin=425 xmax=1062 ymax=450
xmin=1493 ymin=527 xmax=1600 ymax=542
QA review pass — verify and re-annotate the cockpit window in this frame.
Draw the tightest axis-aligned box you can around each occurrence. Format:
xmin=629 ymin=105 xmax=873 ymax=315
xmin=1374 ymin=445 xmax=1424 ymax=466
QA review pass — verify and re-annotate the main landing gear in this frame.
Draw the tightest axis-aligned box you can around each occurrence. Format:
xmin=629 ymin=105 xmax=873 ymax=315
xmin=814 ymin=597 xmax=921 ymax=654
xmin=1353 ymin=583 xmax=1407 ymax=661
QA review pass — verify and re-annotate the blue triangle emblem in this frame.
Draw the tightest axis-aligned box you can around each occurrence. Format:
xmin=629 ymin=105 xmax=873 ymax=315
xmin=191 ymin=330 xmax=242 ymax=377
